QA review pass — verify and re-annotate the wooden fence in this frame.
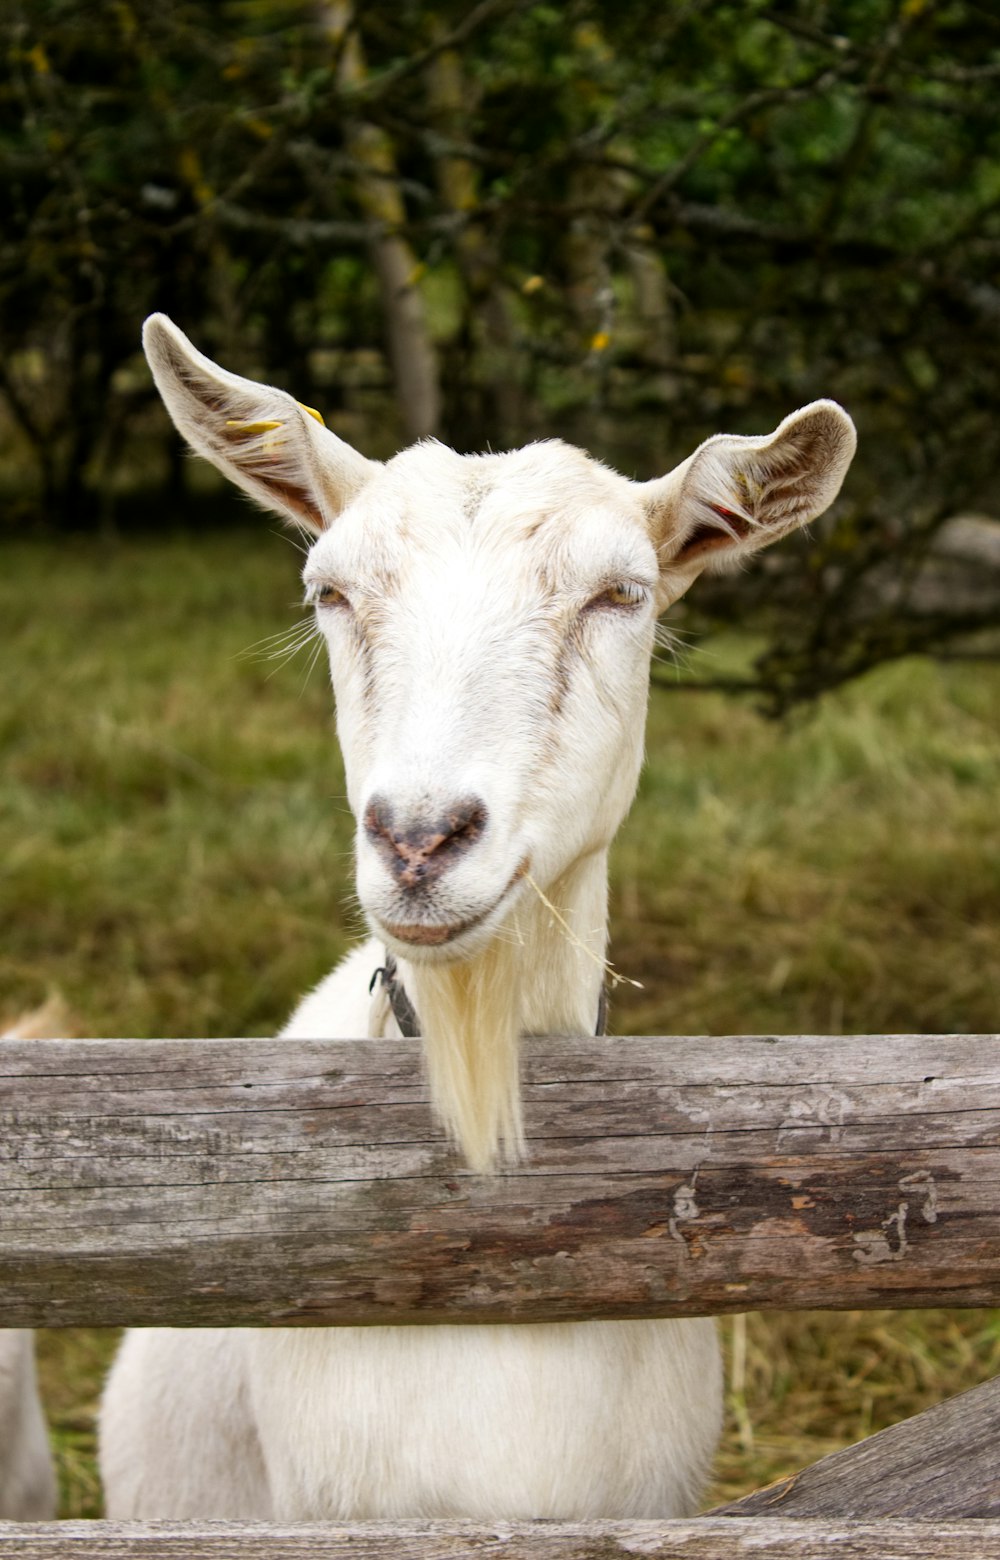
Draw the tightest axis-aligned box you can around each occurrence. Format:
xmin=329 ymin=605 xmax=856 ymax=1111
xmin=2 ymin=1031 xmax=999 ymax=1555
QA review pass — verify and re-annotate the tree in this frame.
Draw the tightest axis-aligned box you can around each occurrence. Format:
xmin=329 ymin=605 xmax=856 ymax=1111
xmin=2 ymin=0 xmax=999 ymax=704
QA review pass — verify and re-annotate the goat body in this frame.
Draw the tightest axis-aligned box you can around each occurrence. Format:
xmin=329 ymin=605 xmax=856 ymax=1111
xmin=102 ymin=940 xmax=721 ymax=1518
xmin=100 ymin=316 xmax=856 ymax=1520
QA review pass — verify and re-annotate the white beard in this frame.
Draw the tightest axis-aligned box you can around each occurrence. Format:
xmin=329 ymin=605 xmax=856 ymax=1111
xmin=409 ymin=928 xmax=525 ymax=1173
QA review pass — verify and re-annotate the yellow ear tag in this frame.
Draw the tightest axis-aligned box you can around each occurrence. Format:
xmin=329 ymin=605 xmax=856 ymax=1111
xmin=296 ymin=401 xmax=326 ymax=426
xmin=733 ymin=468 xmax=763 ymax=506
xmin=225 ymin=419 xmax=284 ymax=435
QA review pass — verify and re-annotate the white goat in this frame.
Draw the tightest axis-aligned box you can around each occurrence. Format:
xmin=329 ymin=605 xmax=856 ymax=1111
xmin=0 ymin=1333 xmax=55 ymax=1520
xmin=1 ymin=1006 xmax=59 ymax=1520
xmin=100 ymin=315 xmax=856 ymax=1521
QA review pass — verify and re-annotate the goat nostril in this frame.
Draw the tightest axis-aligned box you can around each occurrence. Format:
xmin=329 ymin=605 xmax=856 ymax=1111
xmin=364 ymin=797 xmax=394 ymax=845
xmin=447 ymin=800 xmax=488 ymax=846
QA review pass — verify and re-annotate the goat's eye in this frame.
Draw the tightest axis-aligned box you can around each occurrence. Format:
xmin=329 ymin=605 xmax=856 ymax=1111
xmin=308 ymin=582 xmax=350 ymax=610
xmin=585 ymin=582 xmax=648 ymax=612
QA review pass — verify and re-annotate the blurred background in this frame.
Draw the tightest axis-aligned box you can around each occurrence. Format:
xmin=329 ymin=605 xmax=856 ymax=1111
xmin=2 ymin=0 xmax=1000 ymax=1519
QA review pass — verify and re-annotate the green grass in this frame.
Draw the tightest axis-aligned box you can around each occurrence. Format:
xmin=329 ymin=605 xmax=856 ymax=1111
xmin=613 ymin=637 xmax=1000 ymax=1039
xmin=1 ymin=531 xmax=360 ymax=1042
xmin=3 ymin=529 xmax=999 ymax=1516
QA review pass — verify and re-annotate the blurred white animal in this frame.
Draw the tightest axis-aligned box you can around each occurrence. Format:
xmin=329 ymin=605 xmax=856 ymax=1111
xmin=0 ymin=1333 xmax=55 ymax=1520
xmin=101 ymin=315 xmax=855 ymax=1521
xmin=1 ymin=1002 xmax=64 ymax=1521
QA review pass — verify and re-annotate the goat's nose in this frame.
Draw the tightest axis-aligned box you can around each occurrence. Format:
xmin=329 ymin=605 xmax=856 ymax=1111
xmin=363 ymin=796 xmax=488 ymax=890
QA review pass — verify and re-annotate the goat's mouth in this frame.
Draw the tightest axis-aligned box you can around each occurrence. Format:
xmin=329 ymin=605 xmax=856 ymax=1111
xmin=378 ymin=858 xmax=529 ymax=953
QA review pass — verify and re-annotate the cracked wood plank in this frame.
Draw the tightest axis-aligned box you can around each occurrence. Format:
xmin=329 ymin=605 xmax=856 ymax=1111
xmin=714 ymin=1373 xmax=1000 ymax=1518
xmin=1 ymin=1033 xmax=999 ymax=1327
xmin=2 ymin=1519 xmax=1000 ymax=1557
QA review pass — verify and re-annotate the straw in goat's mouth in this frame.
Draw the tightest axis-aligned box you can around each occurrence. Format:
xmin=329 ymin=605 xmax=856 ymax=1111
xmin=523 ymin=873 xmax=643 ymax=991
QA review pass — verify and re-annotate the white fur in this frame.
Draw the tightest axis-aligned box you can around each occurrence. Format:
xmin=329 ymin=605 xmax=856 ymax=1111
xmin=0 ymin=1332 xmax=56 ymax=1519
xmin=100 ymin=316 xmax=856 ymax=1519
xmin=1 ymin=1005 xmax=61 ymax=1520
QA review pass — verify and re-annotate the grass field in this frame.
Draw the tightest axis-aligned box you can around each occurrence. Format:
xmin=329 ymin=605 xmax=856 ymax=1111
xmin=3 ymin=529 xmax=999 ymax=1517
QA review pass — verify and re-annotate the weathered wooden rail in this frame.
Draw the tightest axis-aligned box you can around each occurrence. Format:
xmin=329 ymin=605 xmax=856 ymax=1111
xmin=1 ymin=1518 xmax=999 ymax=1557
xmin=714 ymin=1373 xmax=1000 ymax=1519
xmin=1 ymin=1033 xmax=998 ymax=1326
xmin=2 ymin=1031 xmax=999 ymax=1556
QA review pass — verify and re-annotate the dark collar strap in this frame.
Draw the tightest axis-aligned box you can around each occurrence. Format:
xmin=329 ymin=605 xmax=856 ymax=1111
xmin=371 ymin=951 xmax=608 ymax=1039
xmin=369 ymin=952 xmax=421 ymax=1038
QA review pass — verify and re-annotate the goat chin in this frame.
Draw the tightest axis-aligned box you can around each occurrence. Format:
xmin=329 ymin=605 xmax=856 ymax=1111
xmin=410 ymin=933 xmax=526 ymax=1174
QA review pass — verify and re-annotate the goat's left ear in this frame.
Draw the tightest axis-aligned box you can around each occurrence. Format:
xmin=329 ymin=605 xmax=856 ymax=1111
xmin=642 ymin=401 xmax=856 ymax=608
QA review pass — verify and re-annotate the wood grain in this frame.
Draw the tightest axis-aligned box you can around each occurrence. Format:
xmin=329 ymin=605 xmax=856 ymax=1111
xmin=1 ymin=1520 xmax=1000 ymax=1558
xmin=714 ymin=1373 xmax=1000 ymax=1518
xmin=1 ymin=1033 xmax=999 ymax=1327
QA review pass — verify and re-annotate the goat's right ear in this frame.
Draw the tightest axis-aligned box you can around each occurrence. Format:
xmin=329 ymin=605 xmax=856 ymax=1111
xmin=142 ymin=314 xmax=376 ymax=535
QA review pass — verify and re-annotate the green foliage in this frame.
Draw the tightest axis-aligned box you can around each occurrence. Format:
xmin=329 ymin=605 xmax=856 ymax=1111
xmin=2 ymin=0 xmax=1000 ymax=700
